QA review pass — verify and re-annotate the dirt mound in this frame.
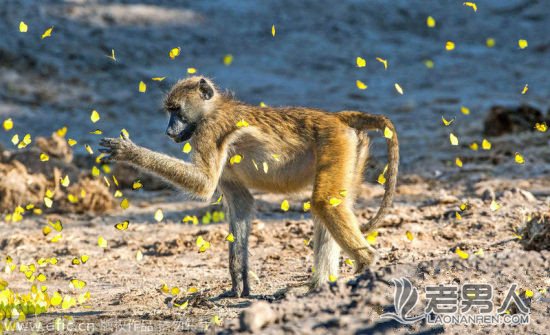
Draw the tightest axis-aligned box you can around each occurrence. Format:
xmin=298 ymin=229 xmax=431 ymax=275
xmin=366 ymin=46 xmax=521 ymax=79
xmin=3 ymin=132 xmax=79 ymax=181
xmin=0 ymin=160 xmax=48 ymax=210
xmin=35 ymin=133 xmax=73 ymax=163
xmin=59 ymin=177 xmax=115 ymax=214
xmin=1 ymin=134 xmax=114 ymax=214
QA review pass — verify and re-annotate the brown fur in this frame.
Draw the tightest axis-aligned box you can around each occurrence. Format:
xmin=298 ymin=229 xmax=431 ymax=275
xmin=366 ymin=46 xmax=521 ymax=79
xmin=100 ymin=76 xmax=399 ymax=296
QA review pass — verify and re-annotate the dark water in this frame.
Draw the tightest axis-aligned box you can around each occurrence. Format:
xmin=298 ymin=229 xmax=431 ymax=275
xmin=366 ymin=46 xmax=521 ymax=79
xmin=0 ymin=0 xmax=548 ymax=174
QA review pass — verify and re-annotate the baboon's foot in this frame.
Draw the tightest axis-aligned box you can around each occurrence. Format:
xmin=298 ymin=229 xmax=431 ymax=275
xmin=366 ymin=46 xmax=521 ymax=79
xmin=353 ymin=245 xmax=378 ymax=274
xmin=353 ymin=249 xmax=378 ymax=274
xmin=241 ymin=286 xmax=250 ymax=297
xmin=307 ymin=274 xmax=335 ymax=294
xmin=227 ymin=282 xmax=250 ymax=298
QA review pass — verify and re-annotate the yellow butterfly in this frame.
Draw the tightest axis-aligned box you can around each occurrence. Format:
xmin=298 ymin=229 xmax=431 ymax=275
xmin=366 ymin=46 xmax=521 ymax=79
xmin=329 ymin=197 xmax=342 ymax=207
xmin=514 ymin=153 xmax=525 ymax=164
xmin=70 ymin=279 xmax=87 ymax=290
xmin=366 ymin=231 xmax=378 ymax=245
xmin=85 ymin=144 xmax=94 ymax=155
xmin=384 ymin=126 xmax=393 ymax=139
xmin=41 ymin=26 xmax=53 ymax=39
xmin=463 ymin=2 xmax=477 ymax=12
xmin=132 ymin=180 xmax=143 ymax=190
xmin=139 ymin=81 xmax=147 ymax=93
xmin=98 ymin=236 xmax=107 ymax=248
xmin=106 ymin=49 xmax=116 ymax=61
xmin=154 ymin=209 xmax=164 ymax=222
xmin=394 ymin=83 xmax=404 ymax=95
xmin=223 ymin=54 xmax=233 ymax=66
xmin=356 ymin=80 xmax=367 ymax=90
xmin=19 ymin=21 xmax=28 ymax=33
xmin=182 ymin=142 xmax=192 ymax=153
xmin=535 ymin=122 xmax=548 ymax=132
xmin=196 ymin=236 xmax=211 ymax=253
xmin=441 ymin=117 xmax=454 ymax=126
xmin=376 ymin=57 xmax=388 ymax=69
xmin=49 ymin=220 xmax=63 ymax=232
xmin=120 ymin=198 xmax=129 ymax=209
xmin=114 ymin=220 xmax=129 ymax=231
xmin=455 ymin=247 xmax=469 ymax=259
xmin=236 ymin=119 xmax=249 ymax=128
xmin=230 ymin=154 xmax=242 ymax=165
xmin=61 ymin=175 xmax=70 ymax=187
xmin=90 ymin=110 xmax=100 ymax=123
xmin=281 ymin=200 xmax=289 ymax=211
xmin=3 ymin=118 xmax=13 ymax=130
xmin=169 ymin=47 xmax=181 ymax=59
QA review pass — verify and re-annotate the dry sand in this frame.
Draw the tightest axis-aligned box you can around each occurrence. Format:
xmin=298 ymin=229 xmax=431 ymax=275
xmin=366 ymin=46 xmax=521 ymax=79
xmin=1 ymin=172 xmax=549 ymax=334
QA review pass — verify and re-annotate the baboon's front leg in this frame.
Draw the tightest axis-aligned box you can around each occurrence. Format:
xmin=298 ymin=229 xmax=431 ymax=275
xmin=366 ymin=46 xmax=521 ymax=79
xmin=99 ymin=136 xmax=218 ymax=199
xmin=219 ymin=180 xmax=254 ymax=297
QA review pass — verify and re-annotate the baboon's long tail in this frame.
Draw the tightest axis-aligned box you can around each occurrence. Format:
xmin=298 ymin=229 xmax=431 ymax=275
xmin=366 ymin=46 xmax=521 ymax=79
xmin=338 ymin=111 xmax=399 ymax=232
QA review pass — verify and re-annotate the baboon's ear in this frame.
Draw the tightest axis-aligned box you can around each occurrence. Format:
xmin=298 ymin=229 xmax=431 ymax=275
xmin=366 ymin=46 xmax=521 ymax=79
xmin=198 ymin=78 xmax=214 ymax=100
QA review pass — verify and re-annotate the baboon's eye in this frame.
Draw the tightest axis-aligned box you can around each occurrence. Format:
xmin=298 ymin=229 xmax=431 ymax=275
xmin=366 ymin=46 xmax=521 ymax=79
xmin=167 ymin=106 xmax=180 ymax=113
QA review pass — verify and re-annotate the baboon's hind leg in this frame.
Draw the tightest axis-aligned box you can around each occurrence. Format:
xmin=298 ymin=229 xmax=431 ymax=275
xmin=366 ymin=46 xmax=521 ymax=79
xmin=310 ymin=217 xmax=341 ymax=288
xmin=310 ymin=132 xmax=375 ymax=283
xmin=219 ymin=180 xmax=254 ymax=297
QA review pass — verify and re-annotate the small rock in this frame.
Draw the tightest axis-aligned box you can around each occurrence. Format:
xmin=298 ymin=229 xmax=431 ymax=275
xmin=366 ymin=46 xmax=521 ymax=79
xmin=519 ymin=212 xmax=550 ymax=251
xmin=240 ymin=301 xmax=276 ymax=332
xmin=480 ymin=188 xmax=495 ymax=202
xmin=439 ymin=230 xmax=457 ymax=240
xmin=518 ymin=189 xmax=537 ymax=203
xmin=483 ymin=105 xmax=547 ymax=136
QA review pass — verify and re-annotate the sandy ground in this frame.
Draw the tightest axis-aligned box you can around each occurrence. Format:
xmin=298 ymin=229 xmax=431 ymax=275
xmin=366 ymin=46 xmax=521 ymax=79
xmin=1 ymin=172 xmax=549 ymax=334
xmin=1 ymin=0 xmax=550 ymax=334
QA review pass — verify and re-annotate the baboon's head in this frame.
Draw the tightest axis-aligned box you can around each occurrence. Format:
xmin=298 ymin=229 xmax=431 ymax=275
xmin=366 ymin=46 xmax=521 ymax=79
xmin=163 ymin=77 xmax=217 ymax=142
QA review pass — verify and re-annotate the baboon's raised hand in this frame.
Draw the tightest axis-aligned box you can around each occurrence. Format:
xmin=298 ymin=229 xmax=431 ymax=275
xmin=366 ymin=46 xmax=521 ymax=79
xmin=99 ymin=76 xmax=399 ymax=297
xmin=99 ymin=133 xmax=136 ymax=163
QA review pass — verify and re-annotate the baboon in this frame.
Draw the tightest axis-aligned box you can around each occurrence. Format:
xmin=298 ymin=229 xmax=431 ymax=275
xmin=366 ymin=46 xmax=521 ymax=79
xmin=99 ymin=77 xmax=399 ymax=297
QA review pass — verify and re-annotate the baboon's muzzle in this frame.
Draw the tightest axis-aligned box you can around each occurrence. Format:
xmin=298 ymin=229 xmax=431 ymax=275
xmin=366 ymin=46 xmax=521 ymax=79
xmin=166 ymin=113 xmax=196 ymax=143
